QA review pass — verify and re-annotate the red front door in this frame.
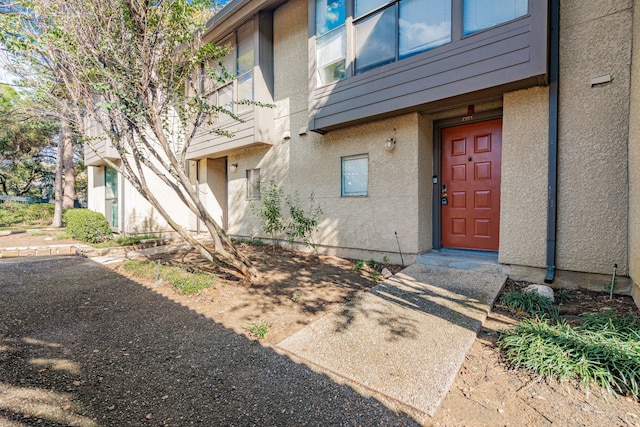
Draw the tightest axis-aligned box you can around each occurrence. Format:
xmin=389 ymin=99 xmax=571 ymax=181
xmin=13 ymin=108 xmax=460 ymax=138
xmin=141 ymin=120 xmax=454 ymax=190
xmin=441 ymin=119 xmax=502 ymax=251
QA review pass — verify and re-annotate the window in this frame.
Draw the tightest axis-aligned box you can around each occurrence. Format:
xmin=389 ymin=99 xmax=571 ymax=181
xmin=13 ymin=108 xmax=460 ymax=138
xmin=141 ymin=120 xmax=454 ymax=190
xmin=463 ymin=0 xmax=528 ymax=35
xmin=247 ymin=168 xmax=261 ymax=200
xmin=316 ymin=0 xmax=346 ymax=86
xmin=314 ymin=0 xmax=529 ymax=83
xmin=205 ymin=20 xmax=255 ymax=119
xmin=355 ymin=0 xmax=451 ymax=74
xmin=341 ymin=155 xmax=368 ymax=196
xmin=105 ymin=166 xmax=118 ymax=227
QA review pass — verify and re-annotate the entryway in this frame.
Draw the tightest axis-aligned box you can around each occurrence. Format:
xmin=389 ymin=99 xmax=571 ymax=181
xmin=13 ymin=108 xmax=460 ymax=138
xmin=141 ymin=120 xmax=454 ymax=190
xmin=439 ymin=119 xmax=502 ymax=251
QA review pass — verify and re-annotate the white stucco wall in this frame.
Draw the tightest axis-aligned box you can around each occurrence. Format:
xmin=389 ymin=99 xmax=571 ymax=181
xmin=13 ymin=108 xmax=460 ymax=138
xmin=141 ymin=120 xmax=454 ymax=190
xmin=87 ymin=166 xmax=106 ymax=215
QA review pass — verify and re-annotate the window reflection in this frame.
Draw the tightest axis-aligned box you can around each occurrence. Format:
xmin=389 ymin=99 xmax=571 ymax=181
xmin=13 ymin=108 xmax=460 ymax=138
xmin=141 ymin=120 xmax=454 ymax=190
xmin=355 ymin=7 xmax=395 ymax=74
xmin=399 ymin=0 xmax=451 ymax=58
xmin=463 ymin=0 xmax=528 ymax=35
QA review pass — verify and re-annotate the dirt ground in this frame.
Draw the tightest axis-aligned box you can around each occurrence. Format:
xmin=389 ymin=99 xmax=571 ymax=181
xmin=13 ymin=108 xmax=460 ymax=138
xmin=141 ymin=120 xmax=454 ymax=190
xmin=0 ymin=229 xmax=79 ymax=248
xmin=2 ymin=231 xmax=640 ymax=426
xmin=110 ymin=243 xmax=640 ymax=427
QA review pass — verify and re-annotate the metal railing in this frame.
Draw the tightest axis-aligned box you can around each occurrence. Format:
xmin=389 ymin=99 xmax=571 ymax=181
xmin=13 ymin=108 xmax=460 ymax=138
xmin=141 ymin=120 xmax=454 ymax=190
xmin=0 ymin=195 xmax=50 ymax=205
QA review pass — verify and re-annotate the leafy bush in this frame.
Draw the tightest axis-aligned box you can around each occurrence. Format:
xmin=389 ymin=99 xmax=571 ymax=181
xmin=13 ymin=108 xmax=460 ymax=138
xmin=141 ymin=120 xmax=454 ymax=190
xmin=252 ymin=179 xmax=323 ymax=250
xmin=23 ymin=203 xmax=55 ymax=225
xmin=285 ymin=191 xmax=323 ymax=250
xmin=0 ymin=202 xmax=54 ymax=227
xmin=251 ymin=179 xmax=284 ymax=243
xmin=500 ymin=290 xmax=557 ymax=317
xmin=63 ymin=208 xmax=113 ymax=243
xmin=498 ymin=310 xmax=640 ymax=398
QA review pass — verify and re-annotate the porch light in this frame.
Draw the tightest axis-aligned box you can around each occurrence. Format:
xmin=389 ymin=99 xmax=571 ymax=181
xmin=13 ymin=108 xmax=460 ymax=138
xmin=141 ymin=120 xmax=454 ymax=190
xmin=229 ymin=163 xmax=238 ymax=173
xmin=384 ymin=137 xmax=396 ymax=152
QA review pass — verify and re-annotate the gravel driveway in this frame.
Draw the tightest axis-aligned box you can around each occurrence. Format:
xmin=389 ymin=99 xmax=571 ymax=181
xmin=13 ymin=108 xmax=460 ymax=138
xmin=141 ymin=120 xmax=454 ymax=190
xmin=0 ymin=256 xmax=420 ymax=426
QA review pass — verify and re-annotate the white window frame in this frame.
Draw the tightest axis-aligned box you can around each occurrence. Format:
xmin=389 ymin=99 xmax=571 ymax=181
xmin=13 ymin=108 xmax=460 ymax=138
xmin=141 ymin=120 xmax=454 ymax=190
xmin=341 ymin=154 xmax=369 ymax=197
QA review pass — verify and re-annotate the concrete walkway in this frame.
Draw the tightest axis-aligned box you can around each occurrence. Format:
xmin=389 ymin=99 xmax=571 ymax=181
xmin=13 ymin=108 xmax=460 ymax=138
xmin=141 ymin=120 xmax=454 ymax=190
xmin=278 ymin=263 xmax=506 ymax=416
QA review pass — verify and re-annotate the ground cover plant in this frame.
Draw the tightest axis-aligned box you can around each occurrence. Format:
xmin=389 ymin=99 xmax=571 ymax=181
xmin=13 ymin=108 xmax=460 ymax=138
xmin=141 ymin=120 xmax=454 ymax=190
xmin=92 ymin=235 xmax=159 ymax=248
xmin=498 ymin=284 xmax=640 ymax=400
xmin=500 ymin=290 xmax=557 ymax=318
xmin=122 ymin=260 xmax=215 ymax=295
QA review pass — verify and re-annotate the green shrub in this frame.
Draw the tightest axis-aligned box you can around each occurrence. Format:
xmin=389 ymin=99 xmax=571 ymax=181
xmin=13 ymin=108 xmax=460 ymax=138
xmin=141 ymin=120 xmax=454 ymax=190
xmin=0 ymin=202 xmax=54 ymax=227
xmin=498 ymin=310 xmax=640 ymax=398
xmin=63 ymin=208 xmax=113 ymax=243
xmin=23 ymin=203 xmax=55 ymax=225
xmin=500 ymin=290 xmax=557 ymax=318
xmin=251 ymin=179 xmax=284 ymax=244
xmin=251 ymin=179 xmax=324 ymax=250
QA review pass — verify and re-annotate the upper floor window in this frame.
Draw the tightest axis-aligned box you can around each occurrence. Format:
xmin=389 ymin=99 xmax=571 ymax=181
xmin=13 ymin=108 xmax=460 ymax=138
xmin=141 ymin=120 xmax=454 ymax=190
xmin=314 ymin=0 xmax=528 ymax=86
xmin=463 ymin=0 xmax=528 ymax=36
xmin=206 ymin=20 xmax=255 ymax=120
xmin=316 ymin=0 xmax=347 ymax=86
xmin=354 ymin=0 xmax=451 ymax=74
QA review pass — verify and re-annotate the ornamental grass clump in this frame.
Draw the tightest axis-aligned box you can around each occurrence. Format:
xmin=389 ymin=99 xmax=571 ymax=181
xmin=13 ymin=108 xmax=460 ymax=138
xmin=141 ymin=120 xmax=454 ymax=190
xmin=500 ymin=290 xmax=557 ymax=318
xmin=498 ymin=309 xmax=640 ymax=399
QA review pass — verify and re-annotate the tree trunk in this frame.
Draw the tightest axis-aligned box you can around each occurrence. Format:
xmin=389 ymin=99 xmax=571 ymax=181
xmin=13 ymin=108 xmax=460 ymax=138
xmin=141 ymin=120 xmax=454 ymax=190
xmin=61 ymin=119 xmax=75 ymax=209
xmin=51 ymin=130 xmax=64 ymax=228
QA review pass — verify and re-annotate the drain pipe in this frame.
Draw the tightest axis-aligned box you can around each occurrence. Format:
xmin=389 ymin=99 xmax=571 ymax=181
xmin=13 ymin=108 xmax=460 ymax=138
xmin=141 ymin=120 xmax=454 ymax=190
xmin=545 ymin=0 xmax=560 ymax=284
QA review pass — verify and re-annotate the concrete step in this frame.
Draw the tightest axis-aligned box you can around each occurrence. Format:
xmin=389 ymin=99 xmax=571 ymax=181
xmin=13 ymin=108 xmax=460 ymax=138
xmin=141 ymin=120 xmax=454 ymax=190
xmin=416 ymin=250 xmax=505 ymax=274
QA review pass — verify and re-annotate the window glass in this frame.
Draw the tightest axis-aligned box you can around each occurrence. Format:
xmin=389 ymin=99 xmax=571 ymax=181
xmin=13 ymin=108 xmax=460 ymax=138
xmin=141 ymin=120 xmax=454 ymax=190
xmin=105 ymin=166 xmax=118 ymax=199
xmin=355 ymin=7 xmax=395 ymax=74
xmin=342 ymin=155 xmax=368 ymax=196
xmin=218 ymin=84 xmax=233 ymax=115
xmin=247 ymin=169 xmax=261 ymax=200
xmin=316 ymin=27 xmax=346 ymax=86
xmin=399 ymin=0 xmax=451 ymax=58
xmin=237 ymin=73 xmax=253 ymax=114
xmin=316 ymin=0 xmax=346 ymax=35
xmin=219 ymin=35 xmax=235 ymax=78
xmin=236 ymin=21 xmax=254 ymax=75
xmin=463 ymin=0 xmax=528 ymax=35
xmin=105 ymin=166 xmax=118 ymax=227
xmin=355 ymin=0 xmax=390 ymax=18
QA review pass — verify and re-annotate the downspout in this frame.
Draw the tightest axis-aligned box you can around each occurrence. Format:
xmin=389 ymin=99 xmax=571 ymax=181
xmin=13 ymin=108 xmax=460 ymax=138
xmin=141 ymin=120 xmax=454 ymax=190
xmin=545 ymin=0 xmax=560 ymax=284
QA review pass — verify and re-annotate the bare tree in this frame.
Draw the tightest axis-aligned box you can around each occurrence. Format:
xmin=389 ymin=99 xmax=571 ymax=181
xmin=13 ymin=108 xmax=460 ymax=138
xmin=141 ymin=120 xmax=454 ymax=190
xmin=2 ymin=0 xmax=258 ymax=280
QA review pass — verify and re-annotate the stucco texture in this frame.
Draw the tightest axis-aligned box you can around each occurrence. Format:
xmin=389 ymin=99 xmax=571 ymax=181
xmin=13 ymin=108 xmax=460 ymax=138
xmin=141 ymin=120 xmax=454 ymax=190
xmin=225 ymin=0 xmax=423 ymax=264
xmin=628 ymin=0 xmax=640 ymax=299
xmin=499 ymin=86 xmax=549 ymax=268
xmin=556 ymin=1 xmax=633 ymax=275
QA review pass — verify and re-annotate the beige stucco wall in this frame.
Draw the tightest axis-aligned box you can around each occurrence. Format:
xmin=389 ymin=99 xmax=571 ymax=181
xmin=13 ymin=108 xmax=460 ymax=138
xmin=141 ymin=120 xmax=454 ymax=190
xmin=499 ymin=86 xmax=549 ymax=268
xmin=225 ymin=0 xmax=424 ymax=264
xmin=629 ymin=0 xmax=640 ymax=303
xmin=555 ymin=0 xmax=632 ymax=275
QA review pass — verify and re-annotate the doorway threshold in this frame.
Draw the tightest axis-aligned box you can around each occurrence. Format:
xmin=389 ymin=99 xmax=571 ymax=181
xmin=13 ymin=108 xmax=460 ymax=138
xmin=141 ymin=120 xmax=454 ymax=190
xmin=417 ymin=248 xmax=504 ymax=274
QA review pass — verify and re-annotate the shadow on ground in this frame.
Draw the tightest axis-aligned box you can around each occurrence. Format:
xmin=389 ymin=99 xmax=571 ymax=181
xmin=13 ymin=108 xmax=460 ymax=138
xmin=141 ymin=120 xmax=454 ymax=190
xmin=0 ymin=256 xmax=420 ymax=426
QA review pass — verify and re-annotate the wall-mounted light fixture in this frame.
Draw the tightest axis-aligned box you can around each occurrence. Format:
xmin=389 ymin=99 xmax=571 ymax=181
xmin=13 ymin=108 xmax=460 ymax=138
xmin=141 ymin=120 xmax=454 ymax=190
xmin=229 ymin=163 xmax=238 ymax=173
xmin=384 ymin=137 xmax=396 ymax=152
